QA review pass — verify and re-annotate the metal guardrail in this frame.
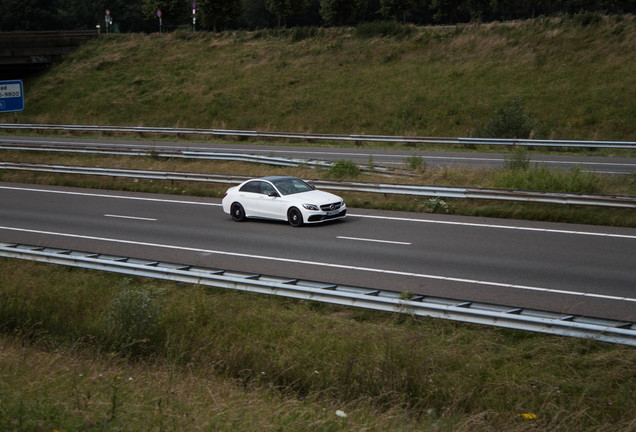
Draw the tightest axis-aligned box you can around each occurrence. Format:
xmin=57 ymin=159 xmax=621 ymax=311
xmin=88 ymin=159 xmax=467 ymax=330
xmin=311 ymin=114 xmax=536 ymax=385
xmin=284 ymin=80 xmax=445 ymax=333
xmin=1 ymin=242 xmax=634 ymax=346
xmin=0 ymin=143 xmax=332 ymax=168
xmin=1 ymin=123 xmax=635 ymax=149
xmin=2 ymin=162 xmax=635 ymax=208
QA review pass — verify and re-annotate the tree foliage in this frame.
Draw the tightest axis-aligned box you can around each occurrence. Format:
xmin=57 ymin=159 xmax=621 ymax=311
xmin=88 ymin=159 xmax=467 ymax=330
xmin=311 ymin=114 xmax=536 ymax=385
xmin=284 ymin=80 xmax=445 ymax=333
xmin=0 ymin=0 xmax=633 ymax=31
xmin=379 ymin=0 xmax=419 ymax=23
xmin=319 ymin=0 xmax=364 ymax=26
xmin=265 ymin=0 xmax=310 ymax=27
xmin=198 ymin=0 xmax=242 ymax=31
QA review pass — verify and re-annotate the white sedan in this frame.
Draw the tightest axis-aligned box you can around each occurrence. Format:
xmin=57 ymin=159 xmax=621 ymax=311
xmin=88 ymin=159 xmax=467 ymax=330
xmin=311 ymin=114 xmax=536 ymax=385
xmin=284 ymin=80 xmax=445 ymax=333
xmin=222 ymin=176 xmax=346 ymax=227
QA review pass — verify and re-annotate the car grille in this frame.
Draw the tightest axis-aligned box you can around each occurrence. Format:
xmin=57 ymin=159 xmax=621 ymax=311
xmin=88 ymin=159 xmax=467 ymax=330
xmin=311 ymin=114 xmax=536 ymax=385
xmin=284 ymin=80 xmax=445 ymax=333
xmin=320 ymin=202 xmax=342 ymax=211
xmin=308 ymin=209 xmax=346 ymax=222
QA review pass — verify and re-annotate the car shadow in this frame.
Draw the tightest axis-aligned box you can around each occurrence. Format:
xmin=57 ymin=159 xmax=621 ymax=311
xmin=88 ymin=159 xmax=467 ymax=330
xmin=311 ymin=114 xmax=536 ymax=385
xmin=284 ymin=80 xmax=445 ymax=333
xmin=239 ymin=217 xmax=349 ymax=228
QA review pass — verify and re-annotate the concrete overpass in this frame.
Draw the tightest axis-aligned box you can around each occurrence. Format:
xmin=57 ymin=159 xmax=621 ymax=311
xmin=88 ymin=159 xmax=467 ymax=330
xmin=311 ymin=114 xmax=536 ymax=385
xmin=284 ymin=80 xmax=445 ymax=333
xmin=0 ymin=30 xmax=98 ymax=78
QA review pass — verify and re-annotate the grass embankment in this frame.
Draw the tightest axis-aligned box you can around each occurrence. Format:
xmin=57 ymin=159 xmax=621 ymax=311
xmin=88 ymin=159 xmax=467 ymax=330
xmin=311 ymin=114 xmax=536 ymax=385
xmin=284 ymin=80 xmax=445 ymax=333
xmin=1 ymin=259 xmax=635 ymax=431
xmin=1 ymin=15 xmax=635 ymax=140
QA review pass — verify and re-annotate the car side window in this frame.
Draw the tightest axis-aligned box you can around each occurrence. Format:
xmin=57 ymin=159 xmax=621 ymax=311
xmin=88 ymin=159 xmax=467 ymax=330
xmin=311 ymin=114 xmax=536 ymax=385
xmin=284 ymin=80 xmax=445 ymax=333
xmin=261 ymin=182 xmax=276 ymax=196
xmin=239 ymin=181 xmax=261 ymax=193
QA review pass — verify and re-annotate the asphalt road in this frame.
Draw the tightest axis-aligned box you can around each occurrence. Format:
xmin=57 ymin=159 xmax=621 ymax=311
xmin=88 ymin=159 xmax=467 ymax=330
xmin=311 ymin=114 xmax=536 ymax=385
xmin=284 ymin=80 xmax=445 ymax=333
xmin=1 ymin=182 xmax=635 ymax=322
xmin=1 ymin=135 xmax=635 ymax=174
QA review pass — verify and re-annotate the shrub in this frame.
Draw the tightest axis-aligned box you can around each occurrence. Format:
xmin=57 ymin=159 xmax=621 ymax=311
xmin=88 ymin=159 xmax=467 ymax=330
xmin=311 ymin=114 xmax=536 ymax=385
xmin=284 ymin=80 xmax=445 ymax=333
xmin=105 ymin=286 xmax=163 ymax=355
xmin=479 ymin=98 xmax=536 ymax=139
xmin=329 ymin=159 xmax=360 ymax=178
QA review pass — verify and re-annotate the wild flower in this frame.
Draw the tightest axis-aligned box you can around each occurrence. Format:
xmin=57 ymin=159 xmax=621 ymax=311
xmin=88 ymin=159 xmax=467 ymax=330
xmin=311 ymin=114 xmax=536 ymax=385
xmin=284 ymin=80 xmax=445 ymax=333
xmin=517 ymin=413 xmax=537 ymax=420
xmin=423 ymin=197 xmax=450 ymax=214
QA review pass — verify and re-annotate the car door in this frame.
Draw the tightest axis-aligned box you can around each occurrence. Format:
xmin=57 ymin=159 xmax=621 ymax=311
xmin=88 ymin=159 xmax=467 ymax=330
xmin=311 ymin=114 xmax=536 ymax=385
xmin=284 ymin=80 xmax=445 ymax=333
xmin=258 ymin=181 xmax=286 ymax=220
xmin=238 ymin=180 xmax=263 ymax=217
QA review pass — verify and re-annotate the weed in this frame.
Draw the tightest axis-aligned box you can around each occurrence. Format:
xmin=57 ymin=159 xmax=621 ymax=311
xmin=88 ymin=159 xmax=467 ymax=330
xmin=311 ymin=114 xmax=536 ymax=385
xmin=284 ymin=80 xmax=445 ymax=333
xmin=495 ymin=166 xmax=600 ymax=194
xmin=421 ymin=197 xmax=452 ymax=213
xmin=503 ymin=147 xmax=530 ymax=171
xmin=405 ymin=154 xmax=426 ymax=172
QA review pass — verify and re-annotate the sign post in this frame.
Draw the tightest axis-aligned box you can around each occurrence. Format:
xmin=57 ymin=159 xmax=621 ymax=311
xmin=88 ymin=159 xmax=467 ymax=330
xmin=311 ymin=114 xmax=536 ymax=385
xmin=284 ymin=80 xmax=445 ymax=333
xmin=0 ymin=80 xmax=25 ymax=116
xmin=157 ymin=10 xmax=162 ymax=33
xmin=192 ymin=3 xmax=196 ymax=32
xmin=105 ymin=9 xmax=112 ymax=34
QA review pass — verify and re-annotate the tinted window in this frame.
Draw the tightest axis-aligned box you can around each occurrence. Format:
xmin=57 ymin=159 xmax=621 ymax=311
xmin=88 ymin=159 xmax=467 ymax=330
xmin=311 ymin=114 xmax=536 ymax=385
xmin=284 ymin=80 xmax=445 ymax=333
xmin=272 ymin=178 xmax=313 ymax=195
xmin=239 ymin=181 xmax=262 ymax=193
xmin=261 ymin=182 xmax=277 ymax=196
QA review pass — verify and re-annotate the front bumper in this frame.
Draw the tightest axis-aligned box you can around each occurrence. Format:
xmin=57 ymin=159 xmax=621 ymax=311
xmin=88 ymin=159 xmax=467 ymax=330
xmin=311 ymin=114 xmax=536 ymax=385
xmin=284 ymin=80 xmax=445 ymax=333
xmin=307 ymin=209 xmax=347 ymax=222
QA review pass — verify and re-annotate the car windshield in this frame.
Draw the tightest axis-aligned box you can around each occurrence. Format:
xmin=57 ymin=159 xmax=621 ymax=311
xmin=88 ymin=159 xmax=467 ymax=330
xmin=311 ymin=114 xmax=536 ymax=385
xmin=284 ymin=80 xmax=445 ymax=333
xmin=272 ymin=178 xmax=313 ymax=195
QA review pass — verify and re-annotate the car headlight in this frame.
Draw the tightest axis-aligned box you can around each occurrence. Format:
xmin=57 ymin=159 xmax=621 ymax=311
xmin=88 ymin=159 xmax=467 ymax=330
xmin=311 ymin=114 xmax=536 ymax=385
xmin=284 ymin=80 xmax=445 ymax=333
xmin=302 ymin=204 xmax=319 ymax=211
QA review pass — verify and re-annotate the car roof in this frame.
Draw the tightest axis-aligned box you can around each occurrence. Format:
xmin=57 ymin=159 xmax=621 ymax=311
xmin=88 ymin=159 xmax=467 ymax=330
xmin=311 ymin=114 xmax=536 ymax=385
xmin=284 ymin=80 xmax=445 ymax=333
xmin=258 ymin=176 xmax=298 ymax=182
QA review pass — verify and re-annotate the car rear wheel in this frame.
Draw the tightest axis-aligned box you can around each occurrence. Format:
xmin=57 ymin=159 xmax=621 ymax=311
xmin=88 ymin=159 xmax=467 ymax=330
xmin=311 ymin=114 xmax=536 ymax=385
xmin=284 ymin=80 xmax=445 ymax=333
xmin=288 ymin=207 xmax=303 ymax=227
xmin=231 ymin=203 xmax=246 ymax=222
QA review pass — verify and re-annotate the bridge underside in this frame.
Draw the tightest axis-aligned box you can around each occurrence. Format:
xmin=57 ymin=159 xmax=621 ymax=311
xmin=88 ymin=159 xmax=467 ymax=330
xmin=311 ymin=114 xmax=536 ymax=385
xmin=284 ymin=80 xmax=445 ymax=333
xmin=0 ymin=30 xmax=97 ymax=79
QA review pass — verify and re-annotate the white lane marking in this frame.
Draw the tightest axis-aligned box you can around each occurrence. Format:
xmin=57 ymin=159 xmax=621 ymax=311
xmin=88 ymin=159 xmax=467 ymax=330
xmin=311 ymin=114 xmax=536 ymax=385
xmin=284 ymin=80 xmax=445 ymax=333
xmin=105 ymin=214 xmax=157 ymax=221
xmin=0 ymin=185 xmax=219 ymax=206
xmin=351 ymin=214 xmax=636 ymax=239
xmin=1 ymin=225 xmax=634 ymax=304
xmin=337 ymin=236 xmax=411 ymax=245
xmin=2 ymin=184 xmax=635 ymax=239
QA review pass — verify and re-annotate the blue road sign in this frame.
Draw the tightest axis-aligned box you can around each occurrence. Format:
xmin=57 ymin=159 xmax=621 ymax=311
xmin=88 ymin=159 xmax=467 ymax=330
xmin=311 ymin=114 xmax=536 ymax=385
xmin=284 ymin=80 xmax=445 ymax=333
xmin=0 ymin=80 xmax=25 ymax=113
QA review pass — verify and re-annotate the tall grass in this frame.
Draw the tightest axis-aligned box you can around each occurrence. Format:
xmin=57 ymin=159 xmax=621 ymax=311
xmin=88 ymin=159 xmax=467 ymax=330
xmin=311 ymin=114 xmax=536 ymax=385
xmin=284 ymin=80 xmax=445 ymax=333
xmin=1 ymin=259 xmax=635 ymax=431
xmin=496 ymin=166 xmax=600 ymax=193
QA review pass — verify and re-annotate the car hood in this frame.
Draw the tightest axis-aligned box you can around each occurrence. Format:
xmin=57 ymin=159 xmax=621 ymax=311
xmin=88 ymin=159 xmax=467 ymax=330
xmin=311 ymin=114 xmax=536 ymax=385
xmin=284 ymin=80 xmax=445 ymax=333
xmin=290 ymin=189 xmax=342 ymax=204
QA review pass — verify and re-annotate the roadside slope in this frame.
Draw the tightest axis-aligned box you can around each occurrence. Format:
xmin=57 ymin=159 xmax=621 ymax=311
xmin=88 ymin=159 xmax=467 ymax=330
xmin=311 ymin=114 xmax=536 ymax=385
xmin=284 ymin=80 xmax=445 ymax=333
xmin=6 ymin=16 xmax=636 ymax=141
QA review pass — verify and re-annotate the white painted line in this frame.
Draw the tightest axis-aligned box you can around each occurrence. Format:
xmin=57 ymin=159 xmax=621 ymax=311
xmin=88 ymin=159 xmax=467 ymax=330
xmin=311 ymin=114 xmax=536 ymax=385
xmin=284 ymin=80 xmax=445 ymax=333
xmin=337 ymin=236 xmax=411 ymax=245
xmin=350 ymin=213 xmax=636 ymax=239
xmin=1 ymin=225 xmax=635 ymax=304
xmin=2 ymin=184 xmax=635 ymax=239
xmin=0 ymin=185 xmax=220 ymax=206
xmin=105 ymin=214 xmax=157 ymax=221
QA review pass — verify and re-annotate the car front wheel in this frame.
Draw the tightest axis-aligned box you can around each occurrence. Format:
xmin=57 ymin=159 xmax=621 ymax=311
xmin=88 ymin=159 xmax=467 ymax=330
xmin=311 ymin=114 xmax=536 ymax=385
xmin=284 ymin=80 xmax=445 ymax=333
xmin=231 ymin=203 xmax=246 ymax=222
xmin=287 ymin=207 xmax=303 ymax=227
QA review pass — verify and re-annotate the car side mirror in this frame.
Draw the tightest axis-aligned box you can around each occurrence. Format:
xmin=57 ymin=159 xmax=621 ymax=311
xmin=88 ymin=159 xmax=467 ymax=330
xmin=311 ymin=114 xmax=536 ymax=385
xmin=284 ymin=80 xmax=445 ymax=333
xmin=268 ymin=191 xmax=279 ymax=197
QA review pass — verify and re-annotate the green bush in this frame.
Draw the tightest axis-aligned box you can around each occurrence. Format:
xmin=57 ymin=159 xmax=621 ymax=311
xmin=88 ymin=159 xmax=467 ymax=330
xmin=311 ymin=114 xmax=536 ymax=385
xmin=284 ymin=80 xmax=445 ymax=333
xmin=105 ymin=286 xmax=163 ymax=355
xmin=479 ymin=98 xmax=536 ymax=139
xmin=329 ymin=159 xmax=360 ymax=178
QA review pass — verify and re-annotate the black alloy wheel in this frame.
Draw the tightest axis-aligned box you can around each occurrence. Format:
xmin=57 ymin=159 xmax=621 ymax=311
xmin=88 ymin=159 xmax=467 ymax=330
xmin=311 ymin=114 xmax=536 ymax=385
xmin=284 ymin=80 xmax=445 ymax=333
xmin=231 ymin=203 xmax=246 ymax=222
xmin=288 ymin=207 xmax=303 ymax=227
